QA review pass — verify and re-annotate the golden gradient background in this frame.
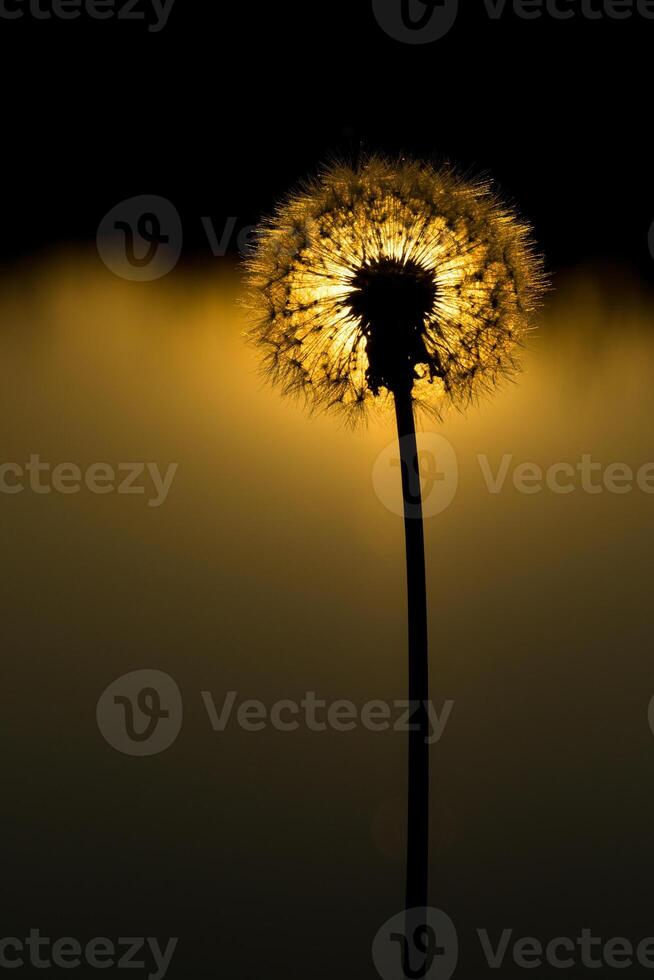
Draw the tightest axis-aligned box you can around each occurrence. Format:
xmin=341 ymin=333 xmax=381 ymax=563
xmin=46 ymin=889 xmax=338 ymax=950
xmin=2 ymin=255 xmax=654 ymax=977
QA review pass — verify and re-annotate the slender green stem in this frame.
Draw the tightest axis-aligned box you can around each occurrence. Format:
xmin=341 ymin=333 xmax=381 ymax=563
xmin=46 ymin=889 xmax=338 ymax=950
xmin=394 ymin=386 xmax=430 ymax=913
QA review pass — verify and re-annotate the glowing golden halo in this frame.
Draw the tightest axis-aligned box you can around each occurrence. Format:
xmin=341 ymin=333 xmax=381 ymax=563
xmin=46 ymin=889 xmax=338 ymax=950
xmin=245 ymin=156 xmax=546 ymax=423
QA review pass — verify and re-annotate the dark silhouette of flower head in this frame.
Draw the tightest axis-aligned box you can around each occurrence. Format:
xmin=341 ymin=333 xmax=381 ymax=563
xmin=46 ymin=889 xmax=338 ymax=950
xmin=245 ymin=156 xmax=546 ymax=423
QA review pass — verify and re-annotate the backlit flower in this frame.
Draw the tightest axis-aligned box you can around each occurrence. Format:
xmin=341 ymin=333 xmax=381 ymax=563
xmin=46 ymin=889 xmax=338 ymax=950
xmin=245 ymin=156 xmax=546 ymax=422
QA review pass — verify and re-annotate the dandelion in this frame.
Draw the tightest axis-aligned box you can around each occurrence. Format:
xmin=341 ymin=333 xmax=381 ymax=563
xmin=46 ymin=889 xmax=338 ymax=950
xmin=245 ymin=156 xmax=546 ymax=920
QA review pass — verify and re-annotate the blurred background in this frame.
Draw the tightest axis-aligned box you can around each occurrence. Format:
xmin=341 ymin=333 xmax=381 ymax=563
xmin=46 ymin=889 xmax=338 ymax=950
xmin=2 ymin=258 xmax=654 ymax=977
xmin=1 ymin=1 xmax=654 ymax=978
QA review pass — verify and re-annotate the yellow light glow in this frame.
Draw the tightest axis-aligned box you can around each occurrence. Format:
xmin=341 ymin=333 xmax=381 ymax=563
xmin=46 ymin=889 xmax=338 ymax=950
xmin=245 ymin=157 xmax=546 ymax=423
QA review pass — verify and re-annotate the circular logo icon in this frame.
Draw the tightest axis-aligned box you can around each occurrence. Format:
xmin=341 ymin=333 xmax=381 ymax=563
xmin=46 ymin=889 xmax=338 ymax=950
xmin=373 ymin=907 xmax=458 ymax=980
xmin=373 ymin=432 xmax=459 ymax=519
xmin=97 ymin=669 xmax=183 ymax=756
xmin=97 ymin=195 xmax=183 ymax=281
xmin=372 ymin=0 xmax=459 ymax=43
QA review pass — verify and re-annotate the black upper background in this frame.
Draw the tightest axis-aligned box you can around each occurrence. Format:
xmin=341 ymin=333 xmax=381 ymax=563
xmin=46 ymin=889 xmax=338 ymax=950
xmin=0 ymin=0 xmax=651 ymax=279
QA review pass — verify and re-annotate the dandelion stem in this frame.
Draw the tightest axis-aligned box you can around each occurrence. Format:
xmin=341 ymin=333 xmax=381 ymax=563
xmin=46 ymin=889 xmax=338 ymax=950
xmin=394 ymin=385 xmax=430 ymax=913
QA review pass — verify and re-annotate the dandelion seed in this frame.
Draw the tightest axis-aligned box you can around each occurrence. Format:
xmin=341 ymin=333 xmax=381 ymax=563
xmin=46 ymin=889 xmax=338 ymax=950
xmin=245 ymin=155 xmax=545 ymax=424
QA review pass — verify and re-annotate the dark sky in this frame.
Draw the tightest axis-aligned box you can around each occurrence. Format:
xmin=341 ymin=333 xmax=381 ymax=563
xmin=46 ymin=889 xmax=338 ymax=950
xmin=1 ymin=0 xmax=651 ymax=277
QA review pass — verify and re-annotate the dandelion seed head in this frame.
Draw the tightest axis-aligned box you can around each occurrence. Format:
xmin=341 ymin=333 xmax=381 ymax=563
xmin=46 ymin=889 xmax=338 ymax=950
xmin=245 ymin=156 xmax=546 ymax=424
